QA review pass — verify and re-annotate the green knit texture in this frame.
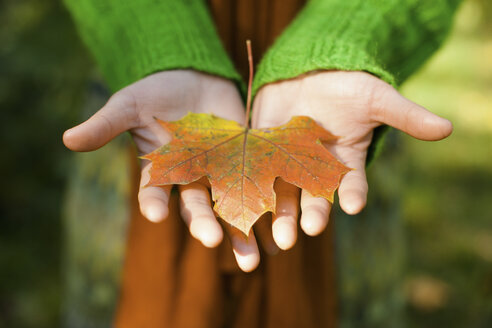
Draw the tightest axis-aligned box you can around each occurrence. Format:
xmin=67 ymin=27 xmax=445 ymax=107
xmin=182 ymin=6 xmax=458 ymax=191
xmin=65 ymin=0 xmax=460 ymax=94
xmin=253 ymin=0 xmax=461 ymax=93
xmin=63 ymin=0 xmax=241 ymax=92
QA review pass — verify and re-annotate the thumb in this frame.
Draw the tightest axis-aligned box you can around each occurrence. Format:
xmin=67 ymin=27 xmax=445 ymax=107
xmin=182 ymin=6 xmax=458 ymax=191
xmin=371 ymin=87 xmax=453 ymax=141
xmin=63 ymin=91 xmax=137 ymax=152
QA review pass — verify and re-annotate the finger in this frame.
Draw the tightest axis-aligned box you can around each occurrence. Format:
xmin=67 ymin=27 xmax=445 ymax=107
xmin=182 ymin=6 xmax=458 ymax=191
xmin=371 ymin=88 xmax=453 ymax=141
xmin=254 ymin=213 xmax=279 ymax=255
xmin=224 ymin=225 xmax=260 ymax=272
xmin=300 ymin=190 xmax=332 ymax=236
xmin=178 ymin=182 xmax=223 ymax=248
xmin=336 ymin=149 xmax=368 ymax=215
xmin=138 ymin=162 xmax=172 ymax=222
xmin=63 ymin=91 xmax=137 ymax=151
xmin=272 ymin=179 xmax=300 ymax=250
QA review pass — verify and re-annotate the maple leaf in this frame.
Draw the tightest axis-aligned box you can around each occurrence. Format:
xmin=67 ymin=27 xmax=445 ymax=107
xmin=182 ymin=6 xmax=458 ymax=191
xmin=143 ymin=112 xmax=350 ymax=235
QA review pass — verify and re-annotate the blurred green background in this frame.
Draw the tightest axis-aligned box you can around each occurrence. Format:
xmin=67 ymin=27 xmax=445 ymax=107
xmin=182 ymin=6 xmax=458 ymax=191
xmin=0 ymin=0 xmax=490 ymax=327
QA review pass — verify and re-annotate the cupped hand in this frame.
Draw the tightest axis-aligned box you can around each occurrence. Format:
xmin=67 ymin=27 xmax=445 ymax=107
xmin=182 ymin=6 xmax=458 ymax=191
xmin=252 ymin=70 xmax=453 ymax=250
xmin=63 ymin=70 xmax=262 ymax=272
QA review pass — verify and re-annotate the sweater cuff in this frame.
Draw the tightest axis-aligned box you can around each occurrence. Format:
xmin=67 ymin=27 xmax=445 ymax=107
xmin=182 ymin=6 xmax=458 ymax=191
xmin=254 ymin=0 xmax=460 ymax=94
xmin=253 ymin=0 xmax=397 ymax=96
xmin=64 ymin=0 xmax=241 ymax=92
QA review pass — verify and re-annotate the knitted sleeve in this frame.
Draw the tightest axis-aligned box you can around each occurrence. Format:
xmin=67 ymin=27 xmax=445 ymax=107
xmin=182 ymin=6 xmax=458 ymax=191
xmin=63 ymin=0 xmax=241 ymax=92
xmin=253 ymin=0 xmax=461 ymax=163
xmin=254 ymin=0 xmax=462 ymax=92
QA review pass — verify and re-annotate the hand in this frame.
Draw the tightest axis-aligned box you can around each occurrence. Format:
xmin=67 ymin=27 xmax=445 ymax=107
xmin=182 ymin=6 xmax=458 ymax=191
xmin=63 ymin=70 xmax=264 ymax=272
xmin=252 ymin=70 xmax=453 ymax=250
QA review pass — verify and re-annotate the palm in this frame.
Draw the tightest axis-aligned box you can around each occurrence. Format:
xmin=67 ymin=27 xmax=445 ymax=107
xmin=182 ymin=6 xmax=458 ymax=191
xmin=64 ymin=70 xmax=265 ymax=272
xmin=112 ymin=70 xmax=245 ymax=155
xmin=252 ymin=71 xmax=453 ymax=249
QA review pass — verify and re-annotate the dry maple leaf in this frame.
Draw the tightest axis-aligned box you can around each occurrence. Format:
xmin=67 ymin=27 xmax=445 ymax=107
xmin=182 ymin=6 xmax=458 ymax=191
xmin=143 ymin=112 xmax=350 ymax=235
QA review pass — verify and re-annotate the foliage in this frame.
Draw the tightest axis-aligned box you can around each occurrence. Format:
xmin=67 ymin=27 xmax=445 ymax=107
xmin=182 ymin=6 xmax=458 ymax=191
xmin=144 ymin=113 xmax=349 ymax=234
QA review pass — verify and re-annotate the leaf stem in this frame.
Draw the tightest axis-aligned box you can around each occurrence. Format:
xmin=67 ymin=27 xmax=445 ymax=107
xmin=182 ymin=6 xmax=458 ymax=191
xmin=244 ymin=40 xmax=253 ymax=128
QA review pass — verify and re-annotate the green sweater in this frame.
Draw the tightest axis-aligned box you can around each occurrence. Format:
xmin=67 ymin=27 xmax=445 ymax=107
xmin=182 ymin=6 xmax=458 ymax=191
xmin=65 ymin=0 xmax=460 ymax=91
xmin=64 ymin=0 xmax=461 ymax=160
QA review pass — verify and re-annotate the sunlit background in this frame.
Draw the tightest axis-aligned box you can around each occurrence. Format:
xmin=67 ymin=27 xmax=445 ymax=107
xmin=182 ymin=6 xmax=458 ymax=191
xmin=0 ymin=0 xmax=490 ymax=327
xmin=400 ymin=1 xmax=492 ymax=325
